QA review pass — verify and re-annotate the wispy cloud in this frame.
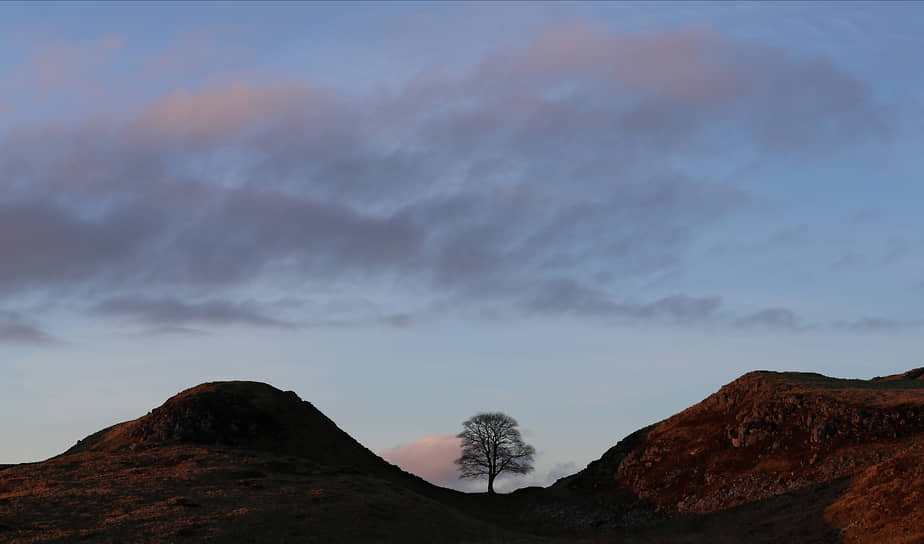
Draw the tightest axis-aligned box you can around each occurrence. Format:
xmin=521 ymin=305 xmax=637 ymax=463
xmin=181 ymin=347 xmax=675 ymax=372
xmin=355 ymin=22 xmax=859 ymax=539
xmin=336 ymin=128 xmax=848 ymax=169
xmin=831 ymin=317 xmax=923 ymax=333
xmin=525 ymin=279 xmax=722 ymax=322
xmin=23 ymin=35 xmax=123 ymax=91
xmin=136 ymin=81 xmax=317 ymax=144
xmin=0 ymin=313 xmax=57 ymax=345
xmin=735 ymin=307 xmax=803 ymax=331
xmin=0 ymin=21 xmax=904 ymax=338
xmin=93 ymin=297 xmax=295 ymax=328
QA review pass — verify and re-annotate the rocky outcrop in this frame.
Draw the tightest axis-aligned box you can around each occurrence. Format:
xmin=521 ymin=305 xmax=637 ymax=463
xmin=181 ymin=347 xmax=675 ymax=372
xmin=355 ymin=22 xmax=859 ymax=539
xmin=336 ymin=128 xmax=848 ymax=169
xmin=129 ymin=385 xmax=291 ymax=445
xmin=63 ymin=382 xmax=392 ymax=473
xmin=557 ymin=369 xmax=924 ymax=518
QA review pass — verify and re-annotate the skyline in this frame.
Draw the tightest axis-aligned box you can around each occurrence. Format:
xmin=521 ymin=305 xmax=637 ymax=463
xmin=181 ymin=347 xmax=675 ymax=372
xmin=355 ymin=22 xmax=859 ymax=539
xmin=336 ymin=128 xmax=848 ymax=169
xmin=1 ymin=2 xmax=923 ymax=491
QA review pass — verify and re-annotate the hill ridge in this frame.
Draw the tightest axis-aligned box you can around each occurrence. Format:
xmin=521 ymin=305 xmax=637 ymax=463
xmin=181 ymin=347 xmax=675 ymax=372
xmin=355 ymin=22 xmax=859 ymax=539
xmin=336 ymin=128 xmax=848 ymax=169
xmin=557 ymin=367 xmax=924 ymax=518
xmin=63 ymin=381 xmax=397 ymax=476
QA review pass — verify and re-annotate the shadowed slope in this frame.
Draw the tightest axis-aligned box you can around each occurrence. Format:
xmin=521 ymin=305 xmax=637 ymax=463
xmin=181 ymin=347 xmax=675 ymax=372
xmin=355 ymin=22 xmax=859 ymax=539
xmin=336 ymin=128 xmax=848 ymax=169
xmin=63 ymin=381 xmax=390 ymax=472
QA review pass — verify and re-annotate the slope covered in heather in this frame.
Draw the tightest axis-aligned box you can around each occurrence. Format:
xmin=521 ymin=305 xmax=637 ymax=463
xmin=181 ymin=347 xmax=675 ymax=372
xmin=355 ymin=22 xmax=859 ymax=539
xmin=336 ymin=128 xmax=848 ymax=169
xmin=545 ymin=367 xmax=924 ymax=542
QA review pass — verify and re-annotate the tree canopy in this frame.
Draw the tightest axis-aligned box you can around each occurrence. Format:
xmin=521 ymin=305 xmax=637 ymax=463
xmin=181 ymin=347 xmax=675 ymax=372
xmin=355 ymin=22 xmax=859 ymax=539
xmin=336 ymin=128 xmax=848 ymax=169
xmin=455 ymin=412 xmax=535 ymax=494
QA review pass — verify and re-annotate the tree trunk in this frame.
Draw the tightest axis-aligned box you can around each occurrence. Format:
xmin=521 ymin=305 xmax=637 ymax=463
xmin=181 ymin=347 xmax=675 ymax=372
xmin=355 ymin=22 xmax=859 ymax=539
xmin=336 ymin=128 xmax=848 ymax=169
xmin=487 ymin=472 xmax=496 ymax=494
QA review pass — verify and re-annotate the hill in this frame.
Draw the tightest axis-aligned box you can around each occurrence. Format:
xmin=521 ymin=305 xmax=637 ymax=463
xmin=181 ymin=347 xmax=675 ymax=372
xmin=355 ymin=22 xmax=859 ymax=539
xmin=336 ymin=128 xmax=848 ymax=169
xmin=62 ymin=381 xmax=393 ymax=470
xmin=1 ymin=371 xmax=923 ymax=543
xmin=541 ymin=368 xmax=924 ymax=542
xmin=0 ymin=381 xmax=519 ymax=543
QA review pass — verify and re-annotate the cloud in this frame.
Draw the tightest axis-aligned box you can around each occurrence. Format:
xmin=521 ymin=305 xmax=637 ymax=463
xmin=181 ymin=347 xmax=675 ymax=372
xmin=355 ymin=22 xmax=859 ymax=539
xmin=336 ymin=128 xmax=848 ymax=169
xmin=733 ymin=310 xmax=924 ymax=334
xmin=542 ymin=462 xmax=579 ymax=486
xmin=378 ymin=313 xmax=414 ymax=328
xmin=831 ymin=317 xmax=924 ymax=333
xmin=525 ymin=279 xmax=722 ymax=322
xmin=380 ymin=433 xmax=563 ymax=492
xmin=93 ymin=296 xmax=294 ymax=328
xmin=484 ymin=24 xmax=749 ymax=105
xmin=141 ymin=29 xmax=254 ymax=82
xmin=735 ymin=307 xmax=803 ymax=331
xmin=379 ymin=434 xmax=463 ymax=488
xmin=0 ymin=313 xmax=56 ymax=345
xmin=25 ymin=35 xmax=123 ymax=91
xmin=136 ymin=81 xmax=317 ymax=144
xmin=136 ymin=326 xmax=211 ymax=337
xmin=465 ymin=21 xmax=888 ymax=155
xmin=161 ymin=187 xmax=425 ymax=286
xmin=5 ymin=34 xmax=126 ymax=112
xmin=0 ymin=22 xmax=901 ymax=336
xmin=0 ymin=200 xmax=156 ymax=292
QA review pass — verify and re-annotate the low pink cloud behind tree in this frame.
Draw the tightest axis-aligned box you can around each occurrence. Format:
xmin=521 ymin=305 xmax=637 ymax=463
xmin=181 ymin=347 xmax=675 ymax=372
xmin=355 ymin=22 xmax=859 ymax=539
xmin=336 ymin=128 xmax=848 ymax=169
xmin=379 ymin=434 xmax=464 ymax=488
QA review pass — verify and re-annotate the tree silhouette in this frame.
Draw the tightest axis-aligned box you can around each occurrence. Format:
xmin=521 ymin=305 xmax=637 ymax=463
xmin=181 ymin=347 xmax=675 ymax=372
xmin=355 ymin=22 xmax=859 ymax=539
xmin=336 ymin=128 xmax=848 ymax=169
xmin=455 ymin=412 xmax=535 ymax=494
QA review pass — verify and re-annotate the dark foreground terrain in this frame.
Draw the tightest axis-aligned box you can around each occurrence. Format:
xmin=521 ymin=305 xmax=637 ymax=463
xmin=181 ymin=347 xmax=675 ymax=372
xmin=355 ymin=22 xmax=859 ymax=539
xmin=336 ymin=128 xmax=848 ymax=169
xmin=1 ymin=369 xmax=922 ymax=543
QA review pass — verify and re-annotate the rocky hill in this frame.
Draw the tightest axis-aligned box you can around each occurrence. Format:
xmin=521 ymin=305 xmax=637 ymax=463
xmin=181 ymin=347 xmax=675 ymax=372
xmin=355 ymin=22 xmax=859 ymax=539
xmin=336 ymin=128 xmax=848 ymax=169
xmin=62 ymin=381 xmax=393 ymax=471
xmin=0 ymin=382 xmax=514 ymax=543
xmin=547 ymin=367 xmax=924 ymax=542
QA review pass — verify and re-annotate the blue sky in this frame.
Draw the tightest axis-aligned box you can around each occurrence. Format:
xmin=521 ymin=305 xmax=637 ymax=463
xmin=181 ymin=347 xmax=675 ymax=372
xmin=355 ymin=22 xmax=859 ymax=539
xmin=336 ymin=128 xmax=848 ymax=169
xmin=1 ymin=2 xmax=923 ymax=491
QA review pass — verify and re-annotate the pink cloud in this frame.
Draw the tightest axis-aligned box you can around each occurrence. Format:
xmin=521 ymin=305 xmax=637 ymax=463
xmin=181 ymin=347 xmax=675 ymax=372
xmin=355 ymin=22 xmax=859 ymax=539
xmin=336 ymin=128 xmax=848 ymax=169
xmin=26 ymin=35 xmax=124 ymax=91
xmin=142 ymin=29 xmax=253 ymax=82
xmin=97 ymin=35 xmax=124 ymax=53
xmin=379 ymin=434 xmax=463 ymax=488
xmin=145 ymin=33 xmax=220 ymax=78
xmin=379 ymin=434 xmax=568 ymax=493
xmin=476 ymin=22 xmax=749 ymax=105
xmin=136 ymin=81 xmax=317 ymax=143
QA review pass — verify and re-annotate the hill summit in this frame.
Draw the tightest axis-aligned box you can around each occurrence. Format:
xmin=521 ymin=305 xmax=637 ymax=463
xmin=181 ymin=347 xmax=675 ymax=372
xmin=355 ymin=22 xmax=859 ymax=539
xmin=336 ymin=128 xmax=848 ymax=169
xmin=65 ymin=381 xmax=391 ymax=471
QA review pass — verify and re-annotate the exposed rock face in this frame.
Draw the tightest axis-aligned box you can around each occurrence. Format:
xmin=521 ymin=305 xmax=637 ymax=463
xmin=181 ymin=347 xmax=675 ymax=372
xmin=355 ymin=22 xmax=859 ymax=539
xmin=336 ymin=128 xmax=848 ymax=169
xmin=129 ymin=384 xmax=291 ymax=445
xmin=63 ymin=381 xmax=391 ymax=472
xmin=559 ymin=369 xmax=924 ymax=517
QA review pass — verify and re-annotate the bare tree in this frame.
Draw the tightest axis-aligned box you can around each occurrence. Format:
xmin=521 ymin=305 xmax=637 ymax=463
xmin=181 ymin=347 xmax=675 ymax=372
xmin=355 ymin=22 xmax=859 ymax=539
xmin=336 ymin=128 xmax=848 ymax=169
xmin=455 ymin=412 xmax=535 ymax=494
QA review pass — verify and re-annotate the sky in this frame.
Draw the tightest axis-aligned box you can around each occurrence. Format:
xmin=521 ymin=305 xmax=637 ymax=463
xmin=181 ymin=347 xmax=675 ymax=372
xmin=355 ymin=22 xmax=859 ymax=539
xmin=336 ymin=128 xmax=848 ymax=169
xmin=1 ymin=1 xmax=923 ymax=491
